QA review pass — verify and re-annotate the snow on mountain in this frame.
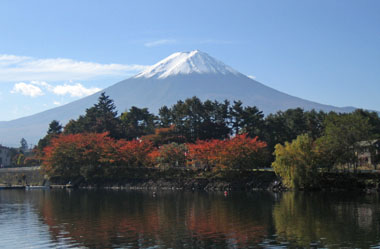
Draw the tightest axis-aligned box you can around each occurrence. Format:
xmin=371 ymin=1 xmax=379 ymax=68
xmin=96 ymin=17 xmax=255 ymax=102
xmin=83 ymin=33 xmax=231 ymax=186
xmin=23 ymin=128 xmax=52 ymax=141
xmin=0 ymin=50 xmax=360 ymax=147
xmin=134 ymin=50 xmax=240 ymax=79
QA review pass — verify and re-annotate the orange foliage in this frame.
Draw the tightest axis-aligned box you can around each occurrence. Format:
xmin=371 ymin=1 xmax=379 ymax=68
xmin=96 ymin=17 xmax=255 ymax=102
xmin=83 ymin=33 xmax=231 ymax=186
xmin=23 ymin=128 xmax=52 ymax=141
xmin=116 ymin=139 xmax=156 ymax=168
xmin=187 ymin=139 xmax=225 ymax=169
xmin=42 ymin=132 xmax=267 ymax=179
xmin=42 ymin=132 xmax=155 ymax=179
xmin=141 ymin=125 xmax=185 ymax=146
xmin=187 ymin=134 xmax=267 ymax=170
xmin=149 ymin=143 xmax=187 ymax=168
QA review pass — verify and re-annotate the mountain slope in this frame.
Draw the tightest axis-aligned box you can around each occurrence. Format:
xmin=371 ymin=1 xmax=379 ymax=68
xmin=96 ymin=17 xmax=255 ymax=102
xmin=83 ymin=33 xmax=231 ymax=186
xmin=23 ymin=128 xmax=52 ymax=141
xmin=0 ymin=50 xmax=357 ymax=147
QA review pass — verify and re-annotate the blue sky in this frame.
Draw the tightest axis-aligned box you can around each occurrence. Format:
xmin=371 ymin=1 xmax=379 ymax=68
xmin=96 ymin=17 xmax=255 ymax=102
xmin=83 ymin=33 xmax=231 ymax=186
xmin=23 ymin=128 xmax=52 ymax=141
xmin=0 ymin=0 xmax=379 ymax=121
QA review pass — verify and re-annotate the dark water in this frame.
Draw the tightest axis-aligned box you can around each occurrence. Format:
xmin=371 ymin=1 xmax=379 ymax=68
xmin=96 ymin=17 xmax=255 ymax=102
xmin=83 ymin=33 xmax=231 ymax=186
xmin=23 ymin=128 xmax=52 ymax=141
xmin=1 ymin=190 xmax=380 ymax=248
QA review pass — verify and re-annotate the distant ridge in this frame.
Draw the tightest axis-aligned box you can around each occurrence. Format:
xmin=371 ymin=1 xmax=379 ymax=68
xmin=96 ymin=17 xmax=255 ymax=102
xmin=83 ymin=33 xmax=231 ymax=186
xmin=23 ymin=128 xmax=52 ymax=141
xmin=0 ymin=50 xmax=359 ymax=146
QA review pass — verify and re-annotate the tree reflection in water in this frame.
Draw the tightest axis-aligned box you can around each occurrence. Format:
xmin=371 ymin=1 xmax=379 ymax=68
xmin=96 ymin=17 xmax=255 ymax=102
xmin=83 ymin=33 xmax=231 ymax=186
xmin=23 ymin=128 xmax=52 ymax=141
xmin=273 ymin=191 xmax=380 ymax=248
xmin=7 ymin=189 xmax=379 ymax=248
xmin=37 ymin=190 xmax=275 ymax=248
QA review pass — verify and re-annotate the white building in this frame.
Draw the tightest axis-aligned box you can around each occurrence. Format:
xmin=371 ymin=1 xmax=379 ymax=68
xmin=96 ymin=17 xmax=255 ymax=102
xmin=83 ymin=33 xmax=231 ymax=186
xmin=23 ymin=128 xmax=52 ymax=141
xmin=0 ymin=145 xmax=11 ymax=167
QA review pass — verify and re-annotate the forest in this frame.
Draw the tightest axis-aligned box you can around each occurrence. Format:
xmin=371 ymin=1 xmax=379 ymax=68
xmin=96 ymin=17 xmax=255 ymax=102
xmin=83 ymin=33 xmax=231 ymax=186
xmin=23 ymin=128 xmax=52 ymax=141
xmin=33 ymin=93 xmax=380 ymax=188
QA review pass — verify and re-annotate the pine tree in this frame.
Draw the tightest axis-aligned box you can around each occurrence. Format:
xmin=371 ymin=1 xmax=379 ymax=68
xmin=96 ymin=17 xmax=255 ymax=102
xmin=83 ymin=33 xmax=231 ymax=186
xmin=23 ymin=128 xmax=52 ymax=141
xmin=47 ymin=120 xmax=63 ymax=135
xmin=63 ymin=92 xmax=122 ymax=138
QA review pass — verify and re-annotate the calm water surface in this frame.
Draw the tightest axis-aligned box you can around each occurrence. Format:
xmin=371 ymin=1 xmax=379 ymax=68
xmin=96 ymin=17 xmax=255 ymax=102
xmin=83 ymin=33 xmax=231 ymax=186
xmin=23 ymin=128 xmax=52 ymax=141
xmin=0 ymin=189 xmax=380 ymax=248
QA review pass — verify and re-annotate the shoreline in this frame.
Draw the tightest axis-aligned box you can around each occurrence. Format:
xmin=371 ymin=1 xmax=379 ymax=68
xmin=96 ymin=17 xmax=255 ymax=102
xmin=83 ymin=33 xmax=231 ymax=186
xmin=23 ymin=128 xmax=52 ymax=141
xmin=1 ymin=167 xmax=380 ymax=193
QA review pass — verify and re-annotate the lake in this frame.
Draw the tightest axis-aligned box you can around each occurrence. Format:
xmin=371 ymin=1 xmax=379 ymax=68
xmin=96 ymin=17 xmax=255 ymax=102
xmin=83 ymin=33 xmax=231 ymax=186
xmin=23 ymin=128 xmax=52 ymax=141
xmin=0 ymin=189 xmax=379 ymax=248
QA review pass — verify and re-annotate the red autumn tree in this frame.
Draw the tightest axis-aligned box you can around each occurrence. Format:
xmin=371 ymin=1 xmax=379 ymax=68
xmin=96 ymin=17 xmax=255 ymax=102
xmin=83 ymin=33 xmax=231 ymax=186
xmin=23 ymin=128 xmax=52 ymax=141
xmin=149 ymin=143 xmax=187 ymax=168
xmin=187 ymin=134 xmax=267 ymax=171
xmin=99 ymin=138 xmax=156 ymax=177
xmin=219 ymin=134 xmax=267 ymax=170
xmin=187 ymin=139 xmax=225 ymax=169
xmin=42 ymin=133 xmax=156 ymax=181
xmin=42 ymin=133 xmax=111 ymax=180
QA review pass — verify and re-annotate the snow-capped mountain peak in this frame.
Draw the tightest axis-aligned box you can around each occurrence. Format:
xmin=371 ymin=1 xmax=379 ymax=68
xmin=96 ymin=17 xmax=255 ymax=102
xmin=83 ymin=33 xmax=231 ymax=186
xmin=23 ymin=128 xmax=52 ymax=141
xmin=134 ymin=50 xmax=240 ymax=79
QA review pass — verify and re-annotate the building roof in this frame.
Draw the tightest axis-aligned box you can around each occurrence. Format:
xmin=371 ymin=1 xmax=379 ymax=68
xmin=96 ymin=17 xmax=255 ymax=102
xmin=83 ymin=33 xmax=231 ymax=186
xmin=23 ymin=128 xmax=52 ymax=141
xmin=356 ymin=139 xmax=380 ymax=147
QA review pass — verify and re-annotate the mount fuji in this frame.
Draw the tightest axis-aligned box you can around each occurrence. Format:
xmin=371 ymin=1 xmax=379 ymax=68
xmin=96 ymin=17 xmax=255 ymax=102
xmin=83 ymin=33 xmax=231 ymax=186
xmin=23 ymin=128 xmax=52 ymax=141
xmin=0 ymin=50 xmax=356 ymax=147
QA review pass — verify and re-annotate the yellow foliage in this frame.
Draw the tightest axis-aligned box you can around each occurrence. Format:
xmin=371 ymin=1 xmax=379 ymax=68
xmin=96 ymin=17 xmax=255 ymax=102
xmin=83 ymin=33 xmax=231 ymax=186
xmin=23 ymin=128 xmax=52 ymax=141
xmin=272 ymin=134 xmax=317 ymax=189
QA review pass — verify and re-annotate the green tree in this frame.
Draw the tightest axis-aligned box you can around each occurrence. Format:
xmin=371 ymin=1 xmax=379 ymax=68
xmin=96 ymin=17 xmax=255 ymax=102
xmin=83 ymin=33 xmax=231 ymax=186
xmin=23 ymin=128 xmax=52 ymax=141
xmin=89 ymin=92 xmax=121 ymax=137
xmin=37 ymin=120 xmax=64 ymax=152
xmin=47 ymin=120 xmax=63 ymax=135
xmin=229 ymin=100 xmax=244 ymax=135
xmin=262 ymin=108 xmax=326 ymax=153
xmin=159 ymin=97 xmax=231 ymax=142
xmin=182 ymin=97 xmax=204 ymax=141
xmin=353 ymin=109 xmax=380 ymax=137
xmin=198 ymin=100 xmax=230 ymax=140
xmin=120 ymin=106 xmax=157 ymax=140
xmin=240 ymin=106 xmax=264 ymax=138
xmin=262 ymin=112 xmax=289 ymax=151
xmin=64 ymin=92 xmax=122 ymax=138
xmin=158 ymin=105 xmax=172 ymax=127
xmin=304 ymin=110 xmax=326 ymax=139
xmin=315 ymin=112 xmax=373 ymax=170
xmin=272 ymin=134 xmax=318 ymax=189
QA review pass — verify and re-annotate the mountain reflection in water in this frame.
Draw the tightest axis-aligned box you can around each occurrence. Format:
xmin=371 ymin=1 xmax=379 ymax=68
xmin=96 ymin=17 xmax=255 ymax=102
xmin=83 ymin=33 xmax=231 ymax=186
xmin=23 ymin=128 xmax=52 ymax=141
xmin=0 ymin=190 xmax=379 ymax=248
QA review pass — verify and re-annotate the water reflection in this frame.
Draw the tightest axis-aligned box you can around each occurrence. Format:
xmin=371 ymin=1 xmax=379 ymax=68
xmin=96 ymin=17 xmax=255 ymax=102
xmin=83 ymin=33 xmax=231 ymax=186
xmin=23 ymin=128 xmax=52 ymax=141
xmin=1 ymin=189 xmax=380 ymax=248
xmin=38 ymin=191 xmax=275 ymax=248
xmin=0 ymin=190 xmax=78 ymax=249
xmin=273 ymin=192 xmax=380 ymax=248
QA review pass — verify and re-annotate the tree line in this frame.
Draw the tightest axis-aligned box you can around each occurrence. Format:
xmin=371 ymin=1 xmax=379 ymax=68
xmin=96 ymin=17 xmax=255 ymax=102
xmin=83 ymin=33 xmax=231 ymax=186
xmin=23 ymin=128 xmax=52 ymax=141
xmin=37 ymin=93 xmax=380 ymax=186
xmin=38 ymin=93 xmax=329 ymax=151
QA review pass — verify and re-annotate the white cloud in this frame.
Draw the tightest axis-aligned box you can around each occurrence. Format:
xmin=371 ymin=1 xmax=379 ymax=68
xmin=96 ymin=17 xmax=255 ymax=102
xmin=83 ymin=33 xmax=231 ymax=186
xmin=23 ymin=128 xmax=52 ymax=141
xmin=247 ymin=75 xmax=256 ymax=80
xmin=144 ymin=39 xmax=176 ymax=47
xmin=52 ymin=83 xmax=101 ymax=97
xmin=30 ymin=80 xmax=53 ymax=90
xmin=11 ymin=81 xmax=102 ymax=98
xmin=0 ymin=54 xmax=30 ymax=66
xmin=11 ymin=82 xmax=44 ymax=97
xmin=53 ymin=101 xmax=61 ymax=106
xmin=0 ymin=54 xmax=148 ymax=82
